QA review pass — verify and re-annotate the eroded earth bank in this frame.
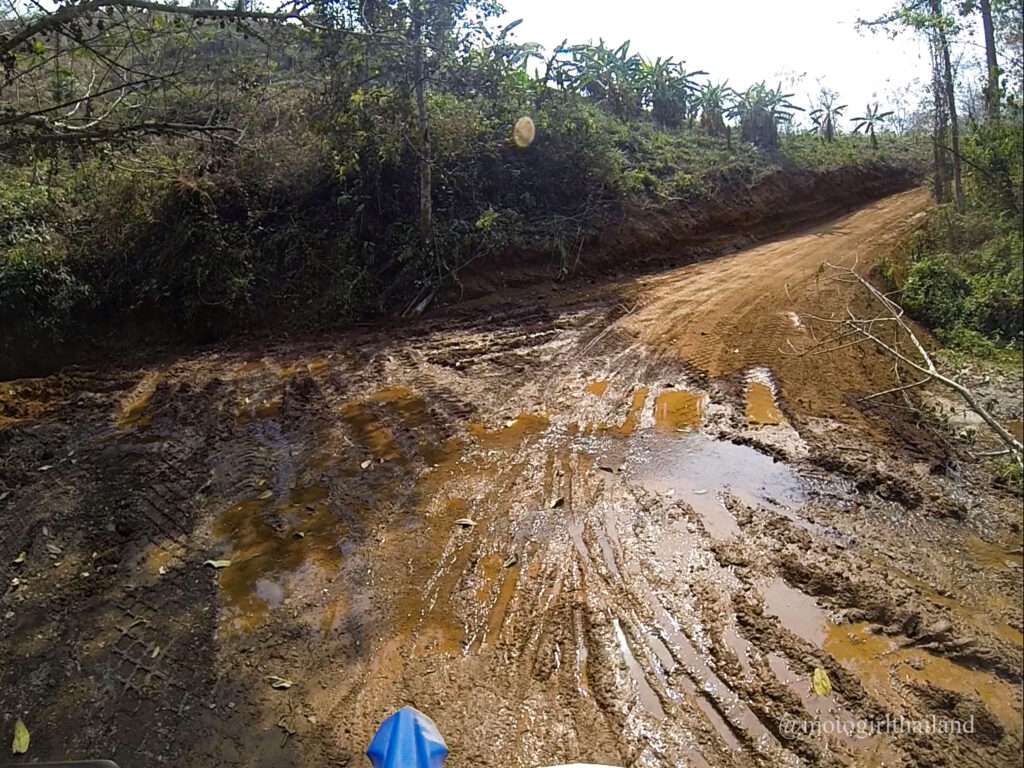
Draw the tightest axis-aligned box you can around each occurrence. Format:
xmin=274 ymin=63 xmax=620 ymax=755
xmin=1 ymin=188 xmax=1022 ymax=767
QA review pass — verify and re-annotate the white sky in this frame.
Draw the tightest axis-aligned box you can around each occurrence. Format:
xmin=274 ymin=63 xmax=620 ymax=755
xmin=498 ymin=0 xmax=936 ymax=124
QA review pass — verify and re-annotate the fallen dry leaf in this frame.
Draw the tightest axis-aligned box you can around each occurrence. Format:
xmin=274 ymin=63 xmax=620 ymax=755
xmin=203 ymin=559 xmax=232 ymax=569
xmin=11 ymin=719 xmax=29 ymax=755
xmin=268 ymin=675 xmax=294 ymax=690
xmin=812 ymin=667 xmax=832 ymax=697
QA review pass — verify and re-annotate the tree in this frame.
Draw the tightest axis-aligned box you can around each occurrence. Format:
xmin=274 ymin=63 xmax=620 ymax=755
xmin=852 ymin=102 xmax=895 ymax=148
xmin=0 ymin=0 xmax=317 ymax=152
xmin=809 ymin=90 xmax=847 ymax=142
xmin=858 ymin=0 xmax=964 ymax=210
xmin=978 ymin=0 xmax=1001 ymax=117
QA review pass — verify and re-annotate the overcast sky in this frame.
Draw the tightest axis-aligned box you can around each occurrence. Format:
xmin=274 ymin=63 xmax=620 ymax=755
xmin=498 ymin=0 xmax=937 ymax=124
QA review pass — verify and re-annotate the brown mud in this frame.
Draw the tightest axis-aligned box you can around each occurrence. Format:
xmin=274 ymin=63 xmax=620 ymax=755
xmin=2 ymin=188 xmax=1022 ymax=768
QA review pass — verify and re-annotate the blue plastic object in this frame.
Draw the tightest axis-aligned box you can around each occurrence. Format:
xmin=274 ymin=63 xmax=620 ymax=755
xmin=367 ymin=706 xmax=449 ymax=768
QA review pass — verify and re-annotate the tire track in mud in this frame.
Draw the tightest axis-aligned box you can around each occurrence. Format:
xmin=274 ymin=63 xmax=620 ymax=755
xmin=1 ymin=188 xmax=1021 ymax=768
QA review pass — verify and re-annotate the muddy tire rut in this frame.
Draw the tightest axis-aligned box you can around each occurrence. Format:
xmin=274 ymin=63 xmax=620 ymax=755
xmin=1 ymin=189 xmax=1022 ymax=768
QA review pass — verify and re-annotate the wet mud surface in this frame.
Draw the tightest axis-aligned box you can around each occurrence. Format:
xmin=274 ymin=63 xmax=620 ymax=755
xmin=1 ymin=189 xmax=1022 ymax=767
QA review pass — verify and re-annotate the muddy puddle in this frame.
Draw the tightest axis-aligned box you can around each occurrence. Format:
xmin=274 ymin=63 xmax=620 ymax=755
xmin=469 ymin=413 xmax=550 ymax=450
xmin=762 ymin=577 xmax=829 ymax=647
xmin=213 ymin=483 xmax=339 ymax=631
xmin=653 ymin=389 xmax=707 ymax=432
xmin=825 ymin=622 xmax=1023 ymax=737
xmin=744 ymin=368 xmax=784 ymax=427
xmin=628 ymin=433 xmax=805 ymax=541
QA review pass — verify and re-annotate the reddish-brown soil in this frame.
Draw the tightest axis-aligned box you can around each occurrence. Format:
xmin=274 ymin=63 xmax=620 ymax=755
xmin=1 ymin=188 xmax=1021 ymax=768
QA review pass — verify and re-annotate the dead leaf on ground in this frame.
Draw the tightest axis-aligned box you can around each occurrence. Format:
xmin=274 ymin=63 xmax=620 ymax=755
xmin=268 ymin=675 xmax=294 ymax=690
xmin=503 ymin=553 xmax=519 ymax=568
xmin=259 ymin=490 xmax=273 ymax=500
xmin=549 ymin=496 xmax=565 ymax=509
xmin=812 ymin=667 xmax=832 ymax=696
xmin=12 ymin=552 xmax=26 ymax=565
xmin=454 ymin=518 xmax=477 ymax=528
xmin=203 ymin=559 xmax=232 ymax=569
xmin=360 ymin=459 xmax=372 ymax=469
xmin=11 ymin=719 xmax=30 ymax=755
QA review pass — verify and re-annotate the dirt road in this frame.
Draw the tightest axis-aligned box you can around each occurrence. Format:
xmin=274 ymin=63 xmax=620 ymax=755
xmin=2 ymin=188 xmax=1022 ymax=768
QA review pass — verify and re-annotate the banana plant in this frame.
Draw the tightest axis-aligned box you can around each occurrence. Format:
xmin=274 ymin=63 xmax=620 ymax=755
xmin=697 ymin=80 xmax=735 ymax=138
xmin=809 ymin=91 xmax=847 ymax=143
xmin=851 ymin=102 xmax=894 ymax=149
xmin=564 ymin=39 xmax=646 ymax=120
xmin=640 ymin=56 xmax=706 ymax=128
xmin=728 ymin=81 xmax=802 ymax=148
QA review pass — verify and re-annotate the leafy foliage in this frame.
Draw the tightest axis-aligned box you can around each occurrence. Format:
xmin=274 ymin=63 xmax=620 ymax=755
xmin=0 ymin=0 xmax=922 ymax=368
xmin=809 ymin=91 xmax=848 ymax=143
xmin=852 ymin=103 xmax=896 ymax=148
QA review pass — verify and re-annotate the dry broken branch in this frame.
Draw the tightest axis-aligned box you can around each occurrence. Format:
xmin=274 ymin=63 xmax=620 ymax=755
xmin=818 ymin=262 xmax=1023 ymax=466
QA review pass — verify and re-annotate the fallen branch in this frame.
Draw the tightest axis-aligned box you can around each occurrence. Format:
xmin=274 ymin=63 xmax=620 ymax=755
xmin=820 ymin=262 xmax=1022 ymax=466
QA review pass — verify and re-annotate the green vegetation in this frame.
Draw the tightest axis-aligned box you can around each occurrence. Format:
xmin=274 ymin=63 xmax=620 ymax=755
xmin=0 ymin=0 xmax=923 ymax=371
xmin=881 ymin=112 xmax=1022 ymax=354
xmin=865 ymin=0 xmax=1023 ymax=359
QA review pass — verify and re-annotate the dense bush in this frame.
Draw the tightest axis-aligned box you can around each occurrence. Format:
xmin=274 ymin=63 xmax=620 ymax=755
xmin=883 ymin=100 xmax=1024 ymax=353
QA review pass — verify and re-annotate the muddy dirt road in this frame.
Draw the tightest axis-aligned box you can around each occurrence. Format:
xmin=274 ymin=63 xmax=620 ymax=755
xmin=2 ymin=188 xmax=1022 ymax=768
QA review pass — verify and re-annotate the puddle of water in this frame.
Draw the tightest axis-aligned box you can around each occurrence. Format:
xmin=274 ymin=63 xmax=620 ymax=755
xmin=615 ymin=387 xmax=649 ymax=437
xmin=476 ymin=552 xmax=504 ymax=604
xmin=768 ymin=651 xmax=901 ymax=766
xmin=646 ymin=600 xmax=775 ymax=749
xmin=722 ymin=624 xmax=755 ymax=679
xmin=484 ymin=563 xmax=521 ymax=647
xmin=826 ymin=622 xmax=1023 ymax=737
xmin=746 ymin=382 xmax=783 ymax=426
xmin=965 ymin=534 xmax=1024 ymax=570
xmin=762 ymin=577 xmax=828 ymax=647
xmin=367 ymin=386 xmax=431 ymax=428
xmin=876 ymin=560 xmax=1024 ymax=648
xmin=469 ymin=413 xmax=550 ymax=450
xmin=340 ymin=401 xmax=403 ymax=461
xmin=213 ymin=484 xmax=339 ymax=631
xmin=631 ymin=434 xmax=805 ymax=541
xmin=767 ymin=652 xmax=833 ymax=720
xmin=653 ymin=390 xmax=706 ymax=432
xmin=613 ymin=617 xmax=667 ymax=720
xmin=586 ymin=380 xmax=610 ymax=397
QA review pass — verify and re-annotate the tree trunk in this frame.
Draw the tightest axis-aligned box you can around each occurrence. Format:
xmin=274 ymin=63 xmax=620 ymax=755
xmin=979 ymin=0 xmax=1000 ymax=119
xmin=929 ymin=36 xmax=950 ymax=204
xmin=931 ymin=0 xmax=964 ymax=211
xmin=412 ymin=0 xmax=432 ymax=245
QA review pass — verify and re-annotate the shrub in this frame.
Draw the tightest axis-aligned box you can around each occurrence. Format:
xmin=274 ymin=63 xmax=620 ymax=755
xmin=902 ymin=254 xmax=971 ymax=330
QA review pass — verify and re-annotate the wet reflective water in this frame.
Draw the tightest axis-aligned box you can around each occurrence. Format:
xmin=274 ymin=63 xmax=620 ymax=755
xmin=213 ymin=483 xmax=339 ymax=631
xmin=469 ymin=413 xmax=550 ymax=450
xmin=761 ymin=577 xmax=828 ymax=647
xmin=746 ymin=382 xmax=783 ymax=426
xmin=629 ymin=434 xmax=805 ymax=541
xmin=653 ymin=389 xmax=706 ymax=432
